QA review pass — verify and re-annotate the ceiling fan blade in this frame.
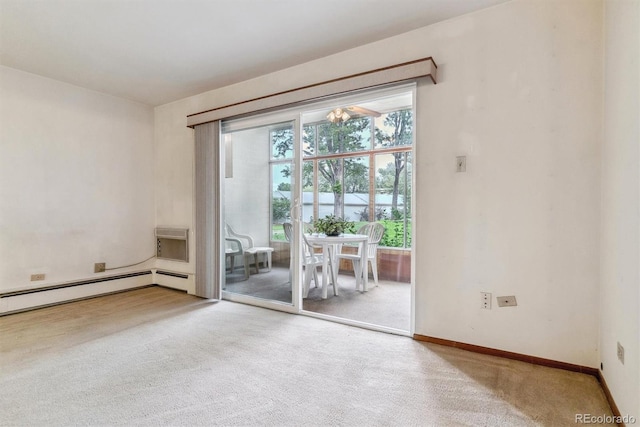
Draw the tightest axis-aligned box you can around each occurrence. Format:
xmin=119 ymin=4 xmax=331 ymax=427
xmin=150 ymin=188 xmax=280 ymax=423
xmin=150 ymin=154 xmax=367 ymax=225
xmin=346 ymin=105 xmax=381 ymax=117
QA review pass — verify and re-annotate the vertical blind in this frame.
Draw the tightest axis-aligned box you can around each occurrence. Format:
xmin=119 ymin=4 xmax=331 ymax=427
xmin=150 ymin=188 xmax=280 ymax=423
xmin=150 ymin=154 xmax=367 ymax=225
xmin=194 ymin=121 xmax=220 ymax=299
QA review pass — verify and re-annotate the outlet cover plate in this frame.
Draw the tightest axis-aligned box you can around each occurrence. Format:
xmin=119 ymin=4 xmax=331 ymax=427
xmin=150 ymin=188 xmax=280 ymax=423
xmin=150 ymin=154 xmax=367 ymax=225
xmin=497 ymin=295 xmax=517 ymax=307
xmin=94 ymin=263 xmax=106 ymax=273
xmin=30 ymin=273 xmax=45 ymax=281
xmin=481 ymin=292 xmax=492 ymax=309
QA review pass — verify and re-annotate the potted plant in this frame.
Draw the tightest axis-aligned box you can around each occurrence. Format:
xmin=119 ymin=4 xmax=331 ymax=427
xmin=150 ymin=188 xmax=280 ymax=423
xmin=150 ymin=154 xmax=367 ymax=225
xmin=312 ymin=214 xmax=355 ymax=236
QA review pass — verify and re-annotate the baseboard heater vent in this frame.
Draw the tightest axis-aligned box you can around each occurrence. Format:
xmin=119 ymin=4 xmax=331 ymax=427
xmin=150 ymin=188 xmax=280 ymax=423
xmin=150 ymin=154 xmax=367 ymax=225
xmin=0 ymin=271 xmax=152 ymax=299
xmin=156 ymin=270 xmax=189 ymax=279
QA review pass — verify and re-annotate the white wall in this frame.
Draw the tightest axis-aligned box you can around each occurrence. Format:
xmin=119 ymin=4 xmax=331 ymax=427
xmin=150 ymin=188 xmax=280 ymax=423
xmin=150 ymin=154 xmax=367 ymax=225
xmin=154 ymin=97 xmax=195 ymax=276
xmin=601 ymin=0 xmax=640 ymax=419
xmin=416 ymin=0 xmax=602 ymax=367
xmin=0 ymin=66 xmax=155 ymax=294
xmin=224 ymin=127 xmax=271 ymax=247
xmin=154 ymin=0 xmax=603 ymax=366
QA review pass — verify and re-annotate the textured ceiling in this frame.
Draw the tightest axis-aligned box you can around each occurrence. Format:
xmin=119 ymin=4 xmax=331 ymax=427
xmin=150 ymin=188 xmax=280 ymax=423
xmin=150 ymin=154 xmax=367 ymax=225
xmin=0 ymin=0 xmax=509 ymax=105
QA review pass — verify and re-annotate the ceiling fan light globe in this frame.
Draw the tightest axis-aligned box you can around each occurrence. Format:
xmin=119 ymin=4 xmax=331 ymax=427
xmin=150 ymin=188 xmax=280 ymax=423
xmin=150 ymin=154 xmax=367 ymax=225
xmin=327 ymin=107 xmax=351 ymax=123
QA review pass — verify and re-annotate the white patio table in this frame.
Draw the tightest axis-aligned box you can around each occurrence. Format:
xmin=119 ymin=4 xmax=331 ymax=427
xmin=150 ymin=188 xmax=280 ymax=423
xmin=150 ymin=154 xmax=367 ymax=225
xmin=304 ymin=233 xmax=369 ymax=299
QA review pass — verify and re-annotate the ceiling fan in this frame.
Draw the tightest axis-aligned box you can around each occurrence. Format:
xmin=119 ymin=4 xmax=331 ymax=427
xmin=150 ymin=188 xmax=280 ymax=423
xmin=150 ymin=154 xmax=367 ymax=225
xmin=327 ymin=105 xmax=381 ymax=123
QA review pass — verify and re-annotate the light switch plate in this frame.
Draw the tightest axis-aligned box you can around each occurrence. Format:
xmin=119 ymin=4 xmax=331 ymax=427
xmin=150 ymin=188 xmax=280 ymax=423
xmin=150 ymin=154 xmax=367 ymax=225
xmin=456 ymin=156 xmax=466 ymax=172
xmin=617 ymin=342 xmax=624 ymax=364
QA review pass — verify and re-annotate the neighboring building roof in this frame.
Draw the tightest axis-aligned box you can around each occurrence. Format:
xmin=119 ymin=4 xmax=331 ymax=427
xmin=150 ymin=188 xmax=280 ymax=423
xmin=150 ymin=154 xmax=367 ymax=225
xmin=274 ymin=191 xmax=405 ymax=206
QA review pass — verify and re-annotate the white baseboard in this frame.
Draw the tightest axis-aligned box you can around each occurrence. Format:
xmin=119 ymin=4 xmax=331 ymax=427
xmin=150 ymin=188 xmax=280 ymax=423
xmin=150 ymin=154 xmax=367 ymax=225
xmin=0 ymin=271 xmax=153 ymax=314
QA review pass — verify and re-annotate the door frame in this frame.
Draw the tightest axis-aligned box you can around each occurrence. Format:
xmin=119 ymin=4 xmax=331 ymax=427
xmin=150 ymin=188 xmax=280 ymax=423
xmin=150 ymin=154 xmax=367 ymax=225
xmin=219 ymin=114 xmax=303 ymax=314
xmin=216 ymin=84 xmax=417 ymax=337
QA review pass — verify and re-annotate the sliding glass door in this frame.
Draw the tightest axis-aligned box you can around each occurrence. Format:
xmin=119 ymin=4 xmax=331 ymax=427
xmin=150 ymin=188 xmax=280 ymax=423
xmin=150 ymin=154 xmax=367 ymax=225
xmin=218 ymin=84 xmax=415 ymax=334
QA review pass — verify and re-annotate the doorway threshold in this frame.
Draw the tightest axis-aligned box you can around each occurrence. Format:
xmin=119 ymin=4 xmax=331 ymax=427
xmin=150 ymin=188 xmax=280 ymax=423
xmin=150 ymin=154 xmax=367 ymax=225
xmin=301 ymin=309 xmax=411 ymax=337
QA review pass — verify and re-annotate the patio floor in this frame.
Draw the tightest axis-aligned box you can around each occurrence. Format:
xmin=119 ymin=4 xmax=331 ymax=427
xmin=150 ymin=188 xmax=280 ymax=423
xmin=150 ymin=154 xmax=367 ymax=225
xmin=224 ymin=266 xmax=411 ymax=331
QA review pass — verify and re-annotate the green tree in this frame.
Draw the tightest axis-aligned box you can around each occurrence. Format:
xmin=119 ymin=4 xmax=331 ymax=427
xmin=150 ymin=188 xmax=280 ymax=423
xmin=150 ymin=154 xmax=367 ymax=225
xmin=375 ymin=109 xmax=412 ymax=212
xmin=376 ymin=155 xmax=411 ymax=217
xmin=271 ymin=127 xmax=294 ymax=159
xmin=272 ymin=126 xmax=316 ymax=186
xmin=344 ymin=158 xmax=369 ymax=193
xmin=375 ymin=162 xmax=397 ymax=194
xmin=271 ymin=126 xmax=296 ymax=185
xmin=272 ymin=197 xmax=291 ymax=223
xmin=316 ymin=117 xmax=369 ymax=216
xmin=277 ymin=182 xmax=291 ymax=191
xmin=302 ymin=161 xmax=314 ymax=191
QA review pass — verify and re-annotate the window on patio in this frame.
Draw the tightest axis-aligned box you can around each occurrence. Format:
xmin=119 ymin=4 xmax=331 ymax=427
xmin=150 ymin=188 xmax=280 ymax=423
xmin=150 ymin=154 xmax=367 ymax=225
xmin=270 ymin=104 xmax=413 ymax=250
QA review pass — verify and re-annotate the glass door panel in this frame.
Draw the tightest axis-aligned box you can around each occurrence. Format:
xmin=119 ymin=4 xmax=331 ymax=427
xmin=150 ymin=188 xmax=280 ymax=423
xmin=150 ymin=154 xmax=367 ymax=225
xmin=299 ymin=87 xmax=414 ymax=333
xmin=222 ymin=120 xmax=296 ymax=306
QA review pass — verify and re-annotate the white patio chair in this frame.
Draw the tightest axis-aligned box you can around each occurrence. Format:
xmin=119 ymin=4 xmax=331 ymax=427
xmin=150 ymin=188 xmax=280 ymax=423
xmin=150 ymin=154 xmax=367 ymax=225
xmin=283 ymin=222 xmax=293 ymax=242
xmin=302 ymin=232 xmax=336 ymax=297
xmin=225 ymin=224 xmax=274 ymax=275
xmin=337 ymin=222 xmax=385 ymax=288
xmin=282 ymin=222 xmax=336 ymax=298
xmin=225 ymin=236 xmax=249 ymax=279
xmin=283 ymin=222 xmax=335 ymax=297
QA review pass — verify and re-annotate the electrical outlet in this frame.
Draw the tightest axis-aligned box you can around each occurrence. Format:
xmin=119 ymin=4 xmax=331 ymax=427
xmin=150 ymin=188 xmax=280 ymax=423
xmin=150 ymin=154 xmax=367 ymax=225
xmin=30 ymin=273 xmax=45 ymax=281
xmin=94 ymin=263 xmax=106 ymax=273
xmin=481 ymin=292 xmax=491 ymax=309
xmin=617 ymin=342 xmax=624 ymax=364
xmin=497 ymin=296 xmax=517 ymax=307
xmin=456 ymin=156 xmax=466 ymax=173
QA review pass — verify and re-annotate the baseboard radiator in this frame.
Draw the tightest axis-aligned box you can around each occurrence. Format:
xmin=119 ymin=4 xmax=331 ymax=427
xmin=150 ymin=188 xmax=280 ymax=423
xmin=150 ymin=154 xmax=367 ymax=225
xmin=0 ymin=271 xmax=153 ymax=315
xmin=153 ymin=270 xmax=195 ymax=294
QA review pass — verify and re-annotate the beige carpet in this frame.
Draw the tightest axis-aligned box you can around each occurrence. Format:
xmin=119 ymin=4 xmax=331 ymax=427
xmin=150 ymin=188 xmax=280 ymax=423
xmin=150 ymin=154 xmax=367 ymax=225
xmin=0 ymin=287 xmax=614 ymax=426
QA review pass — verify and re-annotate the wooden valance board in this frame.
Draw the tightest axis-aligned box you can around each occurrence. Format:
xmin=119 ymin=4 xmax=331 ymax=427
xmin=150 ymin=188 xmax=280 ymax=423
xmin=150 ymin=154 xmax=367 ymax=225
xmin=187 ymin=57 xmax=437 ymax=127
